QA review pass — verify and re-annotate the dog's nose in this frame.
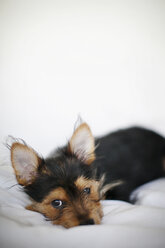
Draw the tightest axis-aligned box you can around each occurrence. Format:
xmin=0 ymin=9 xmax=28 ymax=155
xmin=79 ymin=219 xmax=95 ymax=225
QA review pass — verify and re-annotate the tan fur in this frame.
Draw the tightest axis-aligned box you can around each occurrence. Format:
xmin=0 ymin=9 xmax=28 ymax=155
xmin=11 ymin=143 xmax=41 ymax=185
xmin=10 ymin=126 xmax=104 ymax=228
xmin=68 ymin=123 xmax=96 ymax=165
xmin=26 ymin=177 xmax=103 ymax=228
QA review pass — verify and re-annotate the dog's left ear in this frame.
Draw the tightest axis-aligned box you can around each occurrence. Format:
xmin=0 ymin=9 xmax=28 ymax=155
xmin=68 ymin=123 xmax=95 ymax=165
xmin=11 ymin=143 xmax=41 ymax=186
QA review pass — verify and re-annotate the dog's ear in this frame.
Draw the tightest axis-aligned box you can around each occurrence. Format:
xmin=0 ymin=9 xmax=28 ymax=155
xmin=68 ymin=123 xmax=95 ymax=165
xmin=11 ymin=143 xmax=41 ymax=186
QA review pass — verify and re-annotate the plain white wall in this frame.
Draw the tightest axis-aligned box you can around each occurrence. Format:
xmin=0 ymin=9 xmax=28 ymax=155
xmin=1 ymin=0 xmax=165 ymax=156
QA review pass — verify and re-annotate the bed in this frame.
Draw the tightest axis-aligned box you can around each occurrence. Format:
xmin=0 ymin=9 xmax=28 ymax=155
xmin=0 ymin=148 xmax=165 ymax=248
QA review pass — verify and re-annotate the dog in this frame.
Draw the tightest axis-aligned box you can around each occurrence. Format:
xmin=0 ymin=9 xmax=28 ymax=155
xmin=10 ymin=122 xmax=165 ymax=228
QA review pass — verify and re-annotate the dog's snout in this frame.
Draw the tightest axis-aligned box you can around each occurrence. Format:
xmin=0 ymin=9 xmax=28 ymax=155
xmin=79 ymin=219 xmax=95 ymax=226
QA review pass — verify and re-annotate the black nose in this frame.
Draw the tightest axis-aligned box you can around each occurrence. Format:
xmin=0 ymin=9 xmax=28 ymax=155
xmin=80 ymin=219 xmax=95 ymax=225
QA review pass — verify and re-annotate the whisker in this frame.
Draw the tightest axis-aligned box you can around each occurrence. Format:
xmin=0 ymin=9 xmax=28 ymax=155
xmin=7 ymin=183 xmax=19 ymax=190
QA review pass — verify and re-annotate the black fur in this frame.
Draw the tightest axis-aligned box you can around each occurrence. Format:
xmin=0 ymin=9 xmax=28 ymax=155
xmin=25 ymin=154 xmax=94 ymax=202
xmin=25 ymin=126 xmax=165 ymax=203
xmin=94 ymin=126 xmax=165 ymax=201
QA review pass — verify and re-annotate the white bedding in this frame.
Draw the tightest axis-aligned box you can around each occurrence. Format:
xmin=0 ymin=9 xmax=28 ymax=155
xmin=0 ymin=159 xmax=165 ymax=248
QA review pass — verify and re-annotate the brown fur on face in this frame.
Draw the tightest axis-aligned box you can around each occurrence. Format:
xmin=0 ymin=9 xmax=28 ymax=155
xmin=26 ymin=176 xmax=103 ymax=228
xmin=11 ymin=123 xmax=105 ymax=228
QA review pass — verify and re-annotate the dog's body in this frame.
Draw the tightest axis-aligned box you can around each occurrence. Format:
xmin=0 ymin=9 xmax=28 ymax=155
xmin=94 ymin=126 xmax=165 ymax=201
xmin=10 ymin=123 xmax=165 ymax=228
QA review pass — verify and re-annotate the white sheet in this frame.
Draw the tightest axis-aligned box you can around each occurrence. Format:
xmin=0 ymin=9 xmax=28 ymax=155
xmin=0 ymin=160 xmax=165 ymax=248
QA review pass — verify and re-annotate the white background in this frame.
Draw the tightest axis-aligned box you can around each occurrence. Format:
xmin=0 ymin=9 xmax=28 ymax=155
xmin=1 ymin=0 xmax=165 ymax=156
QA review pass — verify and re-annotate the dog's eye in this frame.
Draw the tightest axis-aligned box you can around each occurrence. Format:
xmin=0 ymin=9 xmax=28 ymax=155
xmin=83 ymin=187 xmax=90 ymax=194
xmin=51 ymin=200 xmax=63 ymax=209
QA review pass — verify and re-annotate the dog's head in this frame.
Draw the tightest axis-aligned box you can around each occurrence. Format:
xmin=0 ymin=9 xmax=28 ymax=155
xmin=10 ymin=123 xmax=106 ymax=228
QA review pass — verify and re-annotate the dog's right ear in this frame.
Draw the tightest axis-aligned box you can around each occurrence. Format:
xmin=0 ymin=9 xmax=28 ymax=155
xmin=11 ymin=143 xmax=41 ymax=186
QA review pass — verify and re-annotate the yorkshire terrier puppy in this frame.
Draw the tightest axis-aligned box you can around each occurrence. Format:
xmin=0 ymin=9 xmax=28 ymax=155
xmin=10 ymin=123 xmax=165 ymax=228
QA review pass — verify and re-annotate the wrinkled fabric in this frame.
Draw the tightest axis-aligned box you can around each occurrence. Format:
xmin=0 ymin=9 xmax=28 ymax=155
xmin=0 ymin=163 xmax=165 ymax=248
